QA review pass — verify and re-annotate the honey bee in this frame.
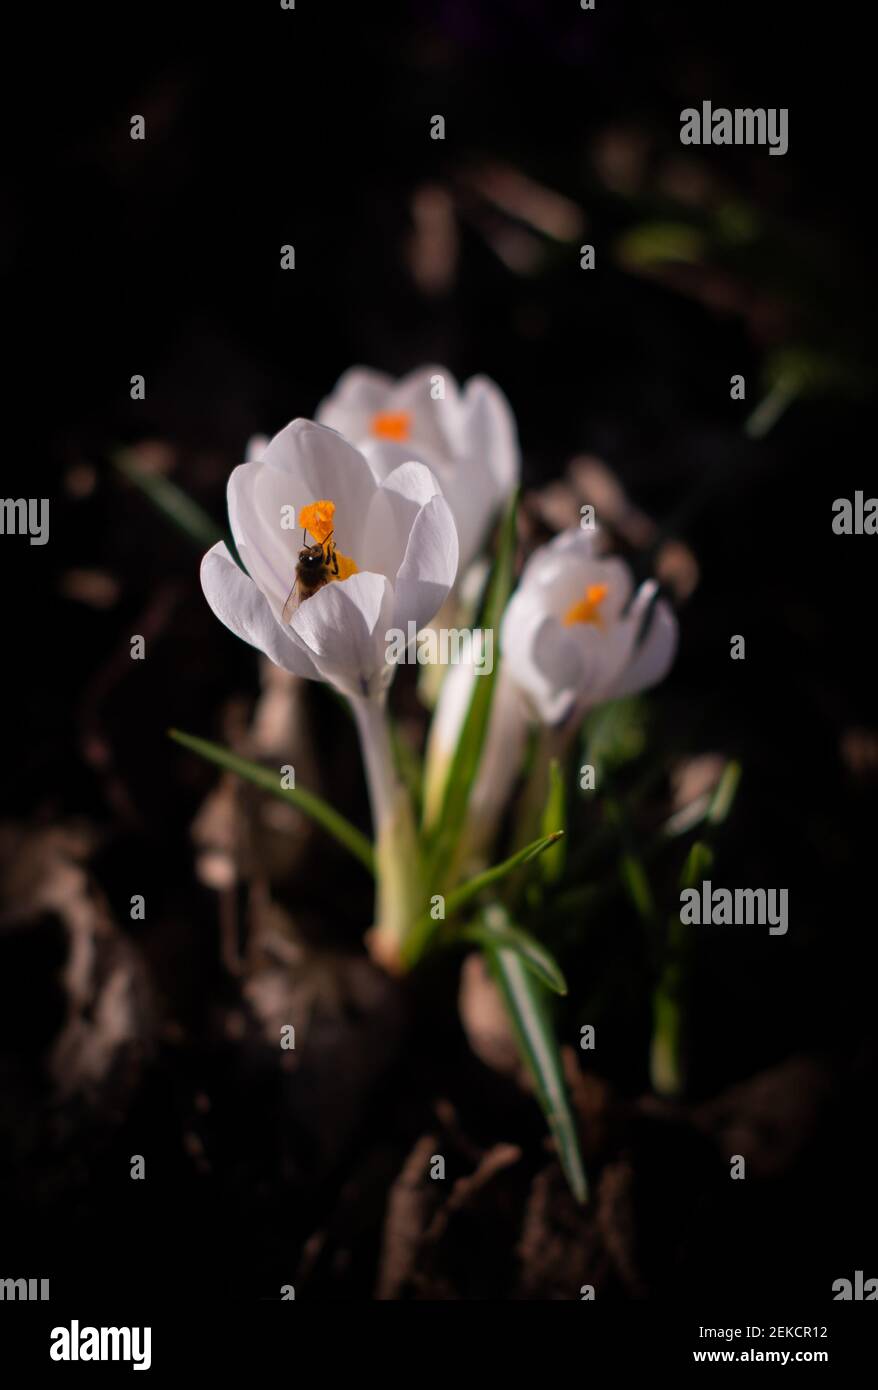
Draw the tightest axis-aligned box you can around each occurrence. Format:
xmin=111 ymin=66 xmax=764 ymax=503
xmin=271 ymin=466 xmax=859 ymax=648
xmin=281 ymin=529 xmax=340 ymax=622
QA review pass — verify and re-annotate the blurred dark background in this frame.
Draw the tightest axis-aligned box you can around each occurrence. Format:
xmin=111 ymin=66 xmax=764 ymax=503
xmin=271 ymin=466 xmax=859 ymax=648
xmin=1 ymin=0 xmax=877 ymax=1303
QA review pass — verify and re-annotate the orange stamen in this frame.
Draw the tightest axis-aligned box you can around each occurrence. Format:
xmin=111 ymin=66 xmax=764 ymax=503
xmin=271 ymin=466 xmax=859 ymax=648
xmin=296 ymin=498 xmax=358 ymax=585
xmin=298 ymin=499 xmax=335 ymax=544
xmin=370 ymin=410 xmax=411 ymax=443
xmin=563 ymin=583 xmax=609 ymax=628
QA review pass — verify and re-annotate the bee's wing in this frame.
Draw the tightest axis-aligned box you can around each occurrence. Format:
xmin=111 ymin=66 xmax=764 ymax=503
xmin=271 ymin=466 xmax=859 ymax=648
xmin=281 ymin=578 xmax=300 ymax=624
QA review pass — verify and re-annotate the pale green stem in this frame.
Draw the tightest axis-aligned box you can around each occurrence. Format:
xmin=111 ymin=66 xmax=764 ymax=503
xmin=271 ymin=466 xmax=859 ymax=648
xmin=513 ymin=720 xmax=574 ymax=852
xmin=349 ymin=693 xmax=422 ymax=973
xmin=649 ymin=914 xmax=690 ymax=1098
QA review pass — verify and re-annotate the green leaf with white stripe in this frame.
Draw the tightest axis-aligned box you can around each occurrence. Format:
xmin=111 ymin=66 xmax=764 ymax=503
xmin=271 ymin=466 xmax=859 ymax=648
xmin=484 ymin=935 xmax=588 ymax=1204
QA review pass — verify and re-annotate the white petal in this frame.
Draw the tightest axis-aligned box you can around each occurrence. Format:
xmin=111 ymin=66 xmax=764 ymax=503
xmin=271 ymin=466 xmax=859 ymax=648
xmin=319 ymin=367 xmax=522 ymax=575
xmin=468 ymin=668 xmax=531 ymax=823
xmin=613 ymin=596 xmax=678 ymax=698
xmin=518 ymin=526 xmax=598 ymax=591
xmin=200 ymin=542 xmax=320 ymax=679
xmin=359 ymin=460 xmax=444 ymax=580
xmin=390 ymin=493 xmax=460 ymax=635
xmin=503 ymin=608 xmax=582 ymax=726
xmin=423 ymin=648 xmax=528 ymax=841
xmin=592 ymin=556 xmax=634 ymax=624
xmin=427 ymin=651 xmax=478 ymax=759
xmin=358 ymin=438 xmax=427 ymax=482
xmin=226 ymin=460 xmax=296 ymax=612
xmin=261 ymin=418 xmax=378 ymax=547
xmin=437 ymin=465 xmax=499 ymax=574
xmin=389 ymin=364 xmax=461 ymax=457
xmin=529 ymin=552 xmax=632 ymax=625
xmin=500 ymin=583 xmax=543 ymax=660
xmin=426 ymin=661 xmax=530 ymax=843
xmin=579 ymin=620 xmax=638 ymax=704
xmin=416 ymin=375 xmax=518 ymax=571
xmin=315 ymin=366 xmax=395 ymax=436
xmin=227 ymin=419 xmax=377 ymax=612
xmin=459 ymin=375 xmax=520 ymax=496
xmin=289 ymin=570 xmax=396 ymax=697
xmin=529 ymin=616 xmax=585 ymax=723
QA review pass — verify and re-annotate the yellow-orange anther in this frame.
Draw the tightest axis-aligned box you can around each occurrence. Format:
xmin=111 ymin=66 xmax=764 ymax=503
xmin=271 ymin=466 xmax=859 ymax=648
xmin=370 ymin=410 xmax=411 ymax=443
xmin=298 ymin=499 xmax=336 ymax=544
xmin=563 ymin=583 xmax=609 ymax=628
xmin=296 ymin=498 xmax=358 ymax=584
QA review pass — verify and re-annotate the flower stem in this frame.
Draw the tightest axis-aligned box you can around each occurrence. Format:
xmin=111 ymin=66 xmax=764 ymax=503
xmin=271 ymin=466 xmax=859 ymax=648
xmin=511 ymin=719 xmax=575 ymax=856
xmin=349 ymin=693 xmax=422 ymax=974
xmin=350 ymin=693 xmax=399 ymax=830
xmin=649 ymin=915 xmax=690 ymax=1098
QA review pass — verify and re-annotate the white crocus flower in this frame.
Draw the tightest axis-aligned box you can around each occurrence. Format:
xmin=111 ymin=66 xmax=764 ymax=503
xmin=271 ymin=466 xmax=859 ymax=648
xmin=200 ymin=418 xmax=459 ymax=973
xmin=316 ymin=364 xmax=519 ymax=572
xmin=502 ymin=527 xmax=678 ymax=728
xmin=426 ymin=527 xmax=677 ymax=863
xmin=201 ymin=418 xmax=459 ymax=700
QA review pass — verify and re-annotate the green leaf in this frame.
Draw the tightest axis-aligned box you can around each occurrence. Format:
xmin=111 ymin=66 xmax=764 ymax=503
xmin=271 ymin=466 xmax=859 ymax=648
xmin=115 ymin=450 xmax=229 ymax=553
xmin=169 ymin=728 xmax=374 ymax=875
xmin=461 ymin=904 xmax=567 ymax=995
xmin=447 ymin=832 xmax=563 ymax=916
xmin=707 ymin=759 xmax=742 ymax=826
xmin=650 ymin=768 xmax=740 ymax=1099
xmin=425 ymin=490 xmax=519 ymax=884
xmin=484 ymin=941 xmax=588 ymax=1204
xmin=539 ymin=757 xmax=567 ymax=885
xmin=650 ymin=962 xmax=686 ymax=1099
xmin=404 ymin=831 xmax=563 ymax=966
xmin=620 ymin=851 xmax=656 ymax=922
xmin=680 ymin=840 xmax=714 ymax=890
